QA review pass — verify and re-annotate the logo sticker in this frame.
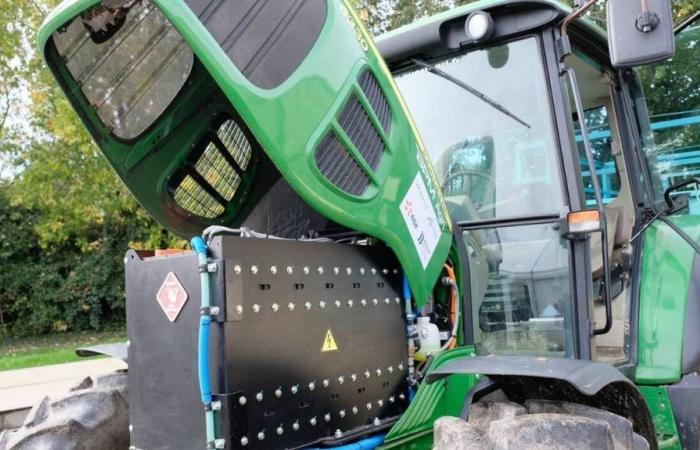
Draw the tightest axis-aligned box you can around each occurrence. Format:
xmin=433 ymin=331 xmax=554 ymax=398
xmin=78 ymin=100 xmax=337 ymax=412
xmin=321 ymin=329 xmax=339 ymax=352
xmin=400 ymin=173 xmax=442 ymax=268
xmin=156 ymin=272 xmax=188 ymax=322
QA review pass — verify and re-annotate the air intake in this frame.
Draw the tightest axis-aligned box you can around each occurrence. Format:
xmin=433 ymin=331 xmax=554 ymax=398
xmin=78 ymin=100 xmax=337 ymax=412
xmin=171 ymin=118 xmax=253 ymax=218
xmin=314 ymin=131 xmax=370 ymax=196
xmin=359 ymin=70 xmax=392 ymax=133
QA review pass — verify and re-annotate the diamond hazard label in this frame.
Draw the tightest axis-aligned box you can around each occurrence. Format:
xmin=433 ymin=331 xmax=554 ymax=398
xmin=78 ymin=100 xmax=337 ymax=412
xmin=321 ymin=329 xmax=338 ymax=352
xmin=156 ymin=272 xmax=188 ymax=322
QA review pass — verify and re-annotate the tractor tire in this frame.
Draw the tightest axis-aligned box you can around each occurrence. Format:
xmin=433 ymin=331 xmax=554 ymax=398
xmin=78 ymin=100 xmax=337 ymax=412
xmin=433 ymin=399 xmax=650 ymax=450
xmin=0 ymin=371 xmax=129 ymax=450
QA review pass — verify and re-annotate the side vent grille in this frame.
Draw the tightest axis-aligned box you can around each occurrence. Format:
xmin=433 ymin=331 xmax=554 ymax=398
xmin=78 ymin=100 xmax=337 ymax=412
xmin=172 ymin=119 xmax=253 ymax=219
xmin=314 ymin=70 xmax=392 ymax=197
xmin=315 ymin=132 xmax=370 ymax=196
xmin=338 ymin=93 xmax=384 ymax=172
xmin=359 ymin=70 xmax=392 ymax=133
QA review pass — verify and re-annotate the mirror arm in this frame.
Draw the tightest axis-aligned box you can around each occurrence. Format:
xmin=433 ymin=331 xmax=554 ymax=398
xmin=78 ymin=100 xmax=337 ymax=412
xmin=563 ymin=67 xmax=614 ymax=336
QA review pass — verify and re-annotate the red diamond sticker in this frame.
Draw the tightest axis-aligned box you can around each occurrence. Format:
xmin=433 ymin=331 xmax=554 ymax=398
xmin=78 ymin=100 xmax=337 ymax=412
xmin=156 ymin=272 xmax=188 ymax=322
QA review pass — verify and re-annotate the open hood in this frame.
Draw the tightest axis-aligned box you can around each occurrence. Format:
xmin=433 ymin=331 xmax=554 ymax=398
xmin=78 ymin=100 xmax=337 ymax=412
xmin=38 ymin=0 xmax=453 ymax=302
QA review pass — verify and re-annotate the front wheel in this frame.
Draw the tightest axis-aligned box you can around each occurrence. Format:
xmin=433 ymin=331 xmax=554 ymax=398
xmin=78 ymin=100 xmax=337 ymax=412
xmin=433 ymin=399 xmax=650 ymax=450
xmin=0 ymin=372 xmax=129 ymax=450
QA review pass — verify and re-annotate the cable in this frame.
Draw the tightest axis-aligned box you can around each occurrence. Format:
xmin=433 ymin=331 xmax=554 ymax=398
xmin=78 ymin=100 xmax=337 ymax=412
xmin=441 ymin=264 xmax=460 ymax=351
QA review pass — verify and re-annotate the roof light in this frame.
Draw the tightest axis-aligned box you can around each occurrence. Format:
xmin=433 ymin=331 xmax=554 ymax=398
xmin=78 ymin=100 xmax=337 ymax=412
xmin=465 ymin=11 xmax=494 ymax=42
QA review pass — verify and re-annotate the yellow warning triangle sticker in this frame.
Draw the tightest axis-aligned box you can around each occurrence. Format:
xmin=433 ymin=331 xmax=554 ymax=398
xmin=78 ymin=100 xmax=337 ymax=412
xmin=321 ymin=329 xmax=339 ymax=352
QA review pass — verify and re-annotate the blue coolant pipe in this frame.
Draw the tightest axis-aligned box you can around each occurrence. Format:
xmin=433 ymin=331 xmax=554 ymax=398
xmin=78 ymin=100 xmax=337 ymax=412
xmin=306 ymin=434 xmax=385 ymax=450
xmin=191 ymin=237 xmax=216 ymax=448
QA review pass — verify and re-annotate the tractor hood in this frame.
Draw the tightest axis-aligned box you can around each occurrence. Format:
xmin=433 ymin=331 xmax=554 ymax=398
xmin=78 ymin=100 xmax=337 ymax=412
xmin=38 ymin=0 xmax=452 ymax=302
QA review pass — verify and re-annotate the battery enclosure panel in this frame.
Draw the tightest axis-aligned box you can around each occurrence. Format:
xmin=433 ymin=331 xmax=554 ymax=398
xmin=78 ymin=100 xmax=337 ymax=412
xmin=127 ymin=237 xmax=409 ymax=450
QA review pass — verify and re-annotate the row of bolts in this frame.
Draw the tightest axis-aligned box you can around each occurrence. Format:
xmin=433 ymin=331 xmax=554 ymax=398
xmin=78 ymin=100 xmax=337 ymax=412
xmin=235 ymin=297 xmax=402 ymax=315
xmin=235 ymin=363 xmax=406 ymax=445
xmin=233 ymin=265 xmax=400 ymax=276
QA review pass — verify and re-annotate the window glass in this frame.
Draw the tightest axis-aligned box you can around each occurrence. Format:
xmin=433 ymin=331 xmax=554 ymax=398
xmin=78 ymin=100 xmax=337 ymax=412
xmin=639 ymin=17 xmax=700 ymax=214
xmin=52 ymin=0 xmax=193 ymax=140
xmin=395 ymin=37 xmax=564 ymax=224
xmin=574 ymin=106 xmax=622 ymax=206
xmin=463 ymin=223 xmax=574 ymax=357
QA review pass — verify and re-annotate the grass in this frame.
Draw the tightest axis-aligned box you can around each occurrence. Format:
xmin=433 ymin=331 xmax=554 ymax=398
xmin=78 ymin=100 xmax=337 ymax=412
xmin=0 ymin=329 xmax=126 ymax=372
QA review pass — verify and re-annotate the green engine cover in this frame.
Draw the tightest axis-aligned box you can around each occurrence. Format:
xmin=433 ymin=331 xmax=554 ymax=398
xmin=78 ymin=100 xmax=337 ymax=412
xmin=38 ymin=0 xmax=452 ymax=302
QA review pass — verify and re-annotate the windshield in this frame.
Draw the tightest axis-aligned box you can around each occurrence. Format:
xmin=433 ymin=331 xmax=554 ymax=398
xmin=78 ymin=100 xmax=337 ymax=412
xmin=395 ymin=37 xmax=564 ymax=223
xmin=395 ymin=37 xmax=574 ymax=358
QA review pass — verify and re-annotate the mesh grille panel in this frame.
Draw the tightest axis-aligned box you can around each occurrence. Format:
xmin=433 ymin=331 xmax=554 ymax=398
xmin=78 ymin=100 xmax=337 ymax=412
xmin=338 ymin=93 xmax=384 ymax=172
xmin=172 ymin=119 xmax=252 ymax=218
xmin=315 ymin=132 xmax=370 ymax=196
xmin=359 ymin=70 xmax=392 ymax=133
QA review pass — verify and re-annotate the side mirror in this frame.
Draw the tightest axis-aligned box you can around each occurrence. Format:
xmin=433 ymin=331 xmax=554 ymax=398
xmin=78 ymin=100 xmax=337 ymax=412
xmin=607 ymin=0 xmax=675 ymax=68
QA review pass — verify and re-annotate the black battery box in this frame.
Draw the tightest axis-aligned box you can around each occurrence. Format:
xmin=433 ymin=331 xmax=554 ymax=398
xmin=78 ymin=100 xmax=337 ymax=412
xmin=126 ymin=236 xmax=409 ymax=450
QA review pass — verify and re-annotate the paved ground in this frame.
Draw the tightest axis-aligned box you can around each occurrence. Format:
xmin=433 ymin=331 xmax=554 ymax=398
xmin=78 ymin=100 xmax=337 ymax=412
xmin=0 ymin=358 xmax=126 ymax=430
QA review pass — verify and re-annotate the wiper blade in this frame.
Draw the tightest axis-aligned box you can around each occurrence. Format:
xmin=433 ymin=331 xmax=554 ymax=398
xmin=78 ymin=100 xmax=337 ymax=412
xmin=411 ymin=58 xmax=531 ymax=129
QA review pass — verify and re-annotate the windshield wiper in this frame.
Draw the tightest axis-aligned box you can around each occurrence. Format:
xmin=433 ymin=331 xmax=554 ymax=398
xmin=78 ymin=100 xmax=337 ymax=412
xmin=411 ymin=58 xmax=531 ymax=129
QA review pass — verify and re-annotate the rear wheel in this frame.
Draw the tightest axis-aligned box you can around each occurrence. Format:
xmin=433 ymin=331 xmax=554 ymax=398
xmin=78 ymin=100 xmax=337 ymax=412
xmin=0 ymin=372 xmax=129 ymax=450
xmin=433 ymin=399 xmax=650 ymax=450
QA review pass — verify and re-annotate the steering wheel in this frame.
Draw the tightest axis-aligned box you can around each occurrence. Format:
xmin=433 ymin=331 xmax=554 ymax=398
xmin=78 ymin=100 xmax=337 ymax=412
xmin=441 ymin=170 xmax=497 ymax=210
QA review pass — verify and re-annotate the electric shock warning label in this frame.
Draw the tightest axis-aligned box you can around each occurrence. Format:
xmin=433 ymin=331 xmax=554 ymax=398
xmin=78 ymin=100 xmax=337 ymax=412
xmin=400 ymin=173 xmax=442 ymax=269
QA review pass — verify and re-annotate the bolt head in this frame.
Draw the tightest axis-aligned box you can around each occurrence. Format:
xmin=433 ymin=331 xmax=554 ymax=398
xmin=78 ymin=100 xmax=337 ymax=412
xmin=310 ymin=417 xmax=317 ymax=426
xmin=234 ymin=265 xmax=242 ymax=274
xmin=129 ymin=424 xmax=133 ymax=432
xmin=383 ymin=269 xmax=389 ymax=275
xmin=251 ymin=265 xmax=258 ymax=274
xmin=399 ymin=363 xmax=404 ymax=370
xmin=351 ymin=373 xmax=357 ymax=382
xmin=352 ymin=406 xmax=359 ymax=414
xmin=239 ymin=396 xmax=247 ymax=405
xmin=384 ymin=298 xmax=390 ymax=304
xmin=399 ymin=393 xmax=406 ymax=400
xmin=339 ymin=409 xmax=346 ymax=418
xmin=373 ymin=298 xmax=378 ymax=305
xmin=256 ymin=391 xmax=263 ymax=401
xmin=389 ymin=396 xmax=395 ymax=403
xmin=240 ymin=436 xmax=249 ymax=446
xmin=303 ymin=266 xmax=310 ymax=275
xmin=252 ymin=304 xmax=260 ymax=313
xmin=361 ymin=299 xmax=367 ymax=306
xmin=334 ymin=267 xmax=340 ymax=275
xmin=318 ymin=266 xmax=324 ymax=275
xmin=277 ymin=426 xmax=284 ymax=436
xmin=319 ymin=301 xmax=326 ymax=309
xmin=388 ymin=366 xmax=394 ymax=373
xmin=395 ymin=297 xmax=401 ymax=304
xmin=235 ymin=305 xmax=243 ymax=314
xmin=270 ymin=265 xmax=277 ymax=274
xmin=286 ymin=266 xmax=293 ymax=274
xmin=257 ymin=431 xmax=265 ymax=441
xmin=338 ymin=376 xmax=344 ymax=384
xmin=374 ymin=417 xmax=381 ymax=426
xmin=271 ymin=303 xmax=279 ymax=312
xmin=308 ymin=381 xmax=316 ymax=391
xmin=346 ymin=267 xmax=352 ymax=275
xmin=323 ymin=379 xmax=329 ymax=387
xmin=288 ymin=302 xmax=295 ymax=311
xmin=275 ymin=388 xmax=282 ymax=398
xmin=335 ymin=300 xmax=341 ymax=308
xmin=371 ymin=268 xmax=377 ymax=275
xmin=360 ymin=267 xmax=366 ymax=275
xmin=291 ymin=385 xmax=299 ymax=394
xmin=293 ymin=421 xmax=300 ymax=431
xmin=324 ymin=413 xmax=331 ymax=422
xmin=210 ymin=306 xmax=220 ymax=316
xmin=376 ymin=368 xmax=382 ymax=376
xmin=304 ymin=302 xmax=312 ymax=310
xmin=366 ymin=402 xmax=372 ymax=410
xmin=335 ymin=429 xmax=343 ymax=438
xmin=364 ymin=370 xmax=371 ymax=378
xmin=347 ymin=300 xmax=353 ymax=307
xmin=377 ymin=400 xmax=384 ymax=407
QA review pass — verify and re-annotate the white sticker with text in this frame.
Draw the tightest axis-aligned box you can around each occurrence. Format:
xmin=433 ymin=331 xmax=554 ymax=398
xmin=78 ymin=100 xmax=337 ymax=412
xmin=400 ymin=174 xmax=441 ymax=269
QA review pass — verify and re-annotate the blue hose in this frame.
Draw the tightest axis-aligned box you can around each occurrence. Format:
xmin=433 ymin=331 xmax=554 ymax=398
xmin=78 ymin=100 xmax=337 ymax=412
xmin=306 ymin=434 xmax=385 ymax=450
xmin=191 ymin=237 xmax=216 ymax=447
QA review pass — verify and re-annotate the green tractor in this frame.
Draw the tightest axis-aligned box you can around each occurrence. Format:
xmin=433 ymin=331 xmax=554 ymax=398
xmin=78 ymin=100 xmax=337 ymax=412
xmin=2 ymin=0 xmax=699 ymax=449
